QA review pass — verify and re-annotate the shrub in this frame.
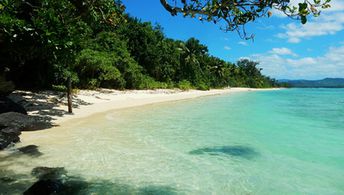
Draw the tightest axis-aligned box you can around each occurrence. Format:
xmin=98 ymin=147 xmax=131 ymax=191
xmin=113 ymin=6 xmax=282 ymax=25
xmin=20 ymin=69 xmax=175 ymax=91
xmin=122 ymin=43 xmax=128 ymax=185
xmin=138 ymin=76 xmax=168 ymax=89
xmin=177 ymin=80 xmax=193 ymax=91
xmin=165 ymin=81 xmax=176 ymax=89
xmin=52 ymin=85 xmax=67 ymax=92
xmin=74 ymin=49 xmax=124 ymax=89
xmin=197 ymin=82 xmax=210 ymax=90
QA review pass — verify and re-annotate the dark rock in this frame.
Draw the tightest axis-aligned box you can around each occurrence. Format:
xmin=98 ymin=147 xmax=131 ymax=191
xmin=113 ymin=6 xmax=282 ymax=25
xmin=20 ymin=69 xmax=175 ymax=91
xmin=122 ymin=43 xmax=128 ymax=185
xmin=1 ymin=125 xmax=21 ymax=135
xmin=0 ymin=112 xmax=52 ymax=131
xmin=23 ymin=179 xmax=63 ymax=195
xmin=0 ymin=135 xmax=19 ymax=149
xmin=0 ymin=96 xmax=27 ymax=114
xmin=0 ymin=112 xmax=53 ymax=150
xmin=0 ymin=125 xmax=20 ymax=150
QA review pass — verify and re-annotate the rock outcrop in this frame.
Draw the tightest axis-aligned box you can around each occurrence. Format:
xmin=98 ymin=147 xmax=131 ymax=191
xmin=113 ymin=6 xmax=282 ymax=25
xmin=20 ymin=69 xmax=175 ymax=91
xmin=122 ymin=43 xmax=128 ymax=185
xmin=0 ymin=112 xmax=52 ymax=149
xmin=0 ymin=96 xmax=27 ymax=114
xmin=0 ymin=112 xmax=50 ymax=131
xmin=0 ymin=125 xmax=21 ymax=150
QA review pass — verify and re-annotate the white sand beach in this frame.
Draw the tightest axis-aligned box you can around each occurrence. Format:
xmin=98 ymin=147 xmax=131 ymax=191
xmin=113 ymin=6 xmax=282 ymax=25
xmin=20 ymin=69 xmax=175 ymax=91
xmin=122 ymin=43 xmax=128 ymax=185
xmin=11 ymin=88 xmax=275 ymax=126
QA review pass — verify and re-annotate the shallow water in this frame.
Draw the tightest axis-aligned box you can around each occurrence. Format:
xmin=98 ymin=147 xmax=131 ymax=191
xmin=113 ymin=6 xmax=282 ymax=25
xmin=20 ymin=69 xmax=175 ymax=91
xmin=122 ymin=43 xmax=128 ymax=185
xmin=1 ymin=88 xmax=344 ymax=194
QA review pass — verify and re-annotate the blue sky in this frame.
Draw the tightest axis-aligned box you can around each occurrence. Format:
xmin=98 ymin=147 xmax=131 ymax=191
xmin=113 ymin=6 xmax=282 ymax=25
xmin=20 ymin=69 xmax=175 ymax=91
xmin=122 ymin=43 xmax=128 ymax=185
xmin=122 ymin=0 xmax=344 ymax=80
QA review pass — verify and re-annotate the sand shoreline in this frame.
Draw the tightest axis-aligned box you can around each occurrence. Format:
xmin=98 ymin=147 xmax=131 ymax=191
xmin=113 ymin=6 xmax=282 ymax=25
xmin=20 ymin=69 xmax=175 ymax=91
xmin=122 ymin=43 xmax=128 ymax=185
xmin=12 ymin=88 xmax=278 ymax=127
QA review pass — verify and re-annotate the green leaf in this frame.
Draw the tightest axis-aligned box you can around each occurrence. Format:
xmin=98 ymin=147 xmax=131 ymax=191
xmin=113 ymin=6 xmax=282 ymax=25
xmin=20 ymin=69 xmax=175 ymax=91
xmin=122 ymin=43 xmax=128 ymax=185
xmin=298 ymin=3 xmax=308 ymax=12
xmin=301 ymin=15 xmax=307 ymax=24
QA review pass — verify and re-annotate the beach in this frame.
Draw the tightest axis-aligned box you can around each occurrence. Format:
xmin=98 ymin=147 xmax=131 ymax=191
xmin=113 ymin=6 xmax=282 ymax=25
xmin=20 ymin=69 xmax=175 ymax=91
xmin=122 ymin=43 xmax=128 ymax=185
xmin=12 ymin=88 xmax=273 ymax=126
xmin=2 ymin=88 xmax=344 ymax=194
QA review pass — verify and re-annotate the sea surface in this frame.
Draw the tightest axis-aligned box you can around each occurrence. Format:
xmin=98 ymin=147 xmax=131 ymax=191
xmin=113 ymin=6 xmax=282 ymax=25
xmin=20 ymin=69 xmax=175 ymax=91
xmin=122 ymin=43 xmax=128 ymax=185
xmin=1 ymin=88 xmax=344 ymax=194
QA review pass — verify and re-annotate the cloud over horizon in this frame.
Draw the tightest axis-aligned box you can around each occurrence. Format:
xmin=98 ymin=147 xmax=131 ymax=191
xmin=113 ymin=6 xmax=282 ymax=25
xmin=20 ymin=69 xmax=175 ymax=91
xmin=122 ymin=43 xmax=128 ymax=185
xmin=248 ymin=45 xmax=344 ymax=79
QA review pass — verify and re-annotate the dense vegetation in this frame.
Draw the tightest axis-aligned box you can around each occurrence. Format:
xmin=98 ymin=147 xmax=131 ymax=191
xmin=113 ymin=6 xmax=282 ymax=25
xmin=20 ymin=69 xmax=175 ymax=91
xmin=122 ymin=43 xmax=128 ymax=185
xmin=0 ymin=0 xmax=280 ymax=92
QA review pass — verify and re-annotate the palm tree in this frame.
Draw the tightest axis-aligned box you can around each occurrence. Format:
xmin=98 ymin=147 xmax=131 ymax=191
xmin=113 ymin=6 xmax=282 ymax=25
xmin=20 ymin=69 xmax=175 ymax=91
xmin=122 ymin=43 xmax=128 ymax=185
xmin=178 ymin=38 xmax=208 ymax=83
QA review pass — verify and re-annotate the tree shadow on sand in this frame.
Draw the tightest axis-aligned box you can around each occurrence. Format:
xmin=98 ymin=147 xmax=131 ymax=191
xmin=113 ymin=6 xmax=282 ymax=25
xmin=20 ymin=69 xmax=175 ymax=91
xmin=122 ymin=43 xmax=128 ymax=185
xmin=189 ymin=145 xmax=259 ymax=160
xmin=8 ymin=91 xmax=92 ymax=125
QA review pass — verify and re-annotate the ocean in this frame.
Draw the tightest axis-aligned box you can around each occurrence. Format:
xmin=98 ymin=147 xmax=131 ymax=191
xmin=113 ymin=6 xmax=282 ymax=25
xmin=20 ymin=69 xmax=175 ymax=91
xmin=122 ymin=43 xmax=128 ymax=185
xmin=1 ymin=88 xmax=344 ymax=194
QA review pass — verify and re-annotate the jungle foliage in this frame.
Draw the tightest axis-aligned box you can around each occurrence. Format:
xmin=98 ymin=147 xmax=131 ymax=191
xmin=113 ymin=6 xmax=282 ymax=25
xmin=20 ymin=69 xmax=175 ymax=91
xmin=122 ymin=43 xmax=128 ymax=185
xmin=0 ymin=0 xmax=283 ymax=90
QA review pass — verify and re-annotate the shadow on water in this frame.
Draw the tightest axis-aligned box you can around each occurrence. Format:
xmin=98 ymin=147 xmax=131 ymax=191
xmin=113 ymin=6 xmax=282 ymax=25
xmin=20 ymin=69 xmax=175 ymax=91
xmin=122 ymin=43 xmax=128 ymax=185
xmin=0 ymin=145 xmax=44 ymax=167
xmin=0 ymin=169 xmax=34 ymax=195
xmin=0 ymin=145 xmax=175 ymax=194
xmin=189 ymin=145 xmax=259 ymax=159
xmin=17 ymin=145 xmax=43 ymax=157
xmin=0 ymin=145 xmax=44 ymax=194
xmin=1 ymin=165 xmax=180 ymax=195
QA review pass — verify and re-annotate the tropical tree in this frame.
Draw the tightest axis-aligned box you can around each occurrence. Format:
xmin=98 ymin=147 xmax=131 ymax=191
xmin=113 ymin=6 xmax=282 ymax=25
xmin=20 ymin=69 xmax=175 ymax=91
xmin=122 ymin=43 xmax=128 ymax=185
xmin=0 ymin=0 xmax=287 ymax=92
xmin=237 ymin=59 xmax=270 ymax=88
xmin=179 ymin=38 xmax=208 ymax=84
xmin=207 ymin=57 xmax=231 ymax=87
xmin=159 ymin=0 xmax=332 ymax=38
xmin=0 ymin=0 xmax=125 ymax=88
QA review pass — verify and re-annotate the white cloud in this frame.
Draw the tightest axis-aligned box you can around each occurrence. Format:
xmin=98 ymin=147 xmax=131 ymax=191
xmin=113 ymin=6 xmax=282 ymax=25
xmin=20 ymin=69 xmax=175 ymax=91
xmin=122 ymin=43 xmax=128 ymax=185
xmin=272 ymin=0 xmax=344 ymax=43
xmin=270 ymin=47 xmax=297 ymax=56
xmin=238 ymin=41 xmax=248 ymax=46
xmin=224 ymin=46 xmax=231 ymax=50
xmin=277 ymin=13 xmax=344 ymax=43
xmin=272 ymin=0 xmax=344 ymax=18
xmin=248 ymin=44 xmax=344 ymax=79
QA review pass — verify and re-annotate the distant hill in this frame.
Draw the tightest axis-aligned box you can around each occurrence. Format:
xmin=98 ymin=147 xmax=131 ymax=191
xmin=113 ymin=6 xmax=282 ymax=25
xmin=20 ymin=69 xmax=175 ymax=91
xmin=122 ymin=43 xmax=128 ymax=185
xmin=279 ymin=78 xmax=344 ymax=88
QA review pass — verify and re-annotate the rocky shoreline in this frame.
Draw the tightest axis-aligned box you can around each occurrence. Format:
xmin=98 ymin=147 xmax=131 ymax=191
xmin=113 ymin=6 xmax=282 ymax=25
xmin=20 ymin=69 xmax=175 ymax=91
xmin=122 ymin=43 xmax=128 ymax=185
xmin=0 ymin=92 xmax=72 ymax=194
xmin=0 ymin=112 xmax=53 ymax=149
xmin=0 ymin=94 xmax=56 ymax=150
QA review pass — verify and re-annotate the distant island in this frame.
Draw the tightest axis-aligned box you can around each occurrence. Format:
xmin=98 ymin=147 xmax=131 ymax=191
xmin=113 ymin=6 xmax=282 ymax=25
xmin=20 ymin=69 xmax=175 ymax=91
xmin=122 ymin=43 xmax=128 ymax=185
xmin=279 ymin=78 xmax=344 ymax=88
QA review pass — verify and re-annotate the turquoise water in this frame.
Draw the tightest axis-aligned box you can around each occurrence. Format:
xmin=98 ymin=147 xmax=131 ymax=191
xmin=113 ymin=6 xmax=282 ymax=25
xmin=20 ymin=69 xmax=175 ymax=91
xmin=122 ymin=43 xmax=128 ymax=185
xmin=1 ymin=89 xmax=344 ymax=194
